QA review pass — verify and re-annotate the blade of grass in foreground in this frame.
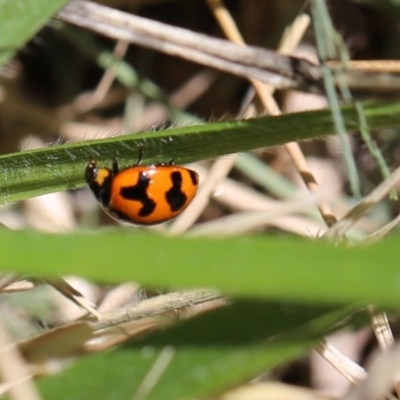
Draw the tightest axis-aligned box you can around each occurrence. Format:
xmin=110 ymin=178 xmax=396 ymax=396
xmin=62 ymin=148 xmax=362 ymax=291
xmin=0 ymin=0 xmax=69 ymax=67
xmin=38 ymin=301 xmax=360 ymax=400
xmin=1 ymin=101 xmax=400 ymax=204
xmin=0 ymin=229 xmax=399 ymax=309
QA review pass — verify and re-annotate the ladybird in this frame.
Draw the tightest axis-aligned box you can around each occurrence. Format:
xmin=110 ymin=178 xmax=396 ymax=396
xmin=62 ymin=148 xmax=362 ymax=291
xmin=85 ymin=153 xmax=199 ymax=225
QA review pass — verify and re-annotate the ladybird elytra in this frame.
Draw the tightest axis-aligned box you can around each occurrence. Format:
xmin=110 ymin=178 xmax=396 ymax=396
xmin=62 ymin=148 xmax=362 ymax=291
xmin=85 ymin=158 xmax=199 ymax=225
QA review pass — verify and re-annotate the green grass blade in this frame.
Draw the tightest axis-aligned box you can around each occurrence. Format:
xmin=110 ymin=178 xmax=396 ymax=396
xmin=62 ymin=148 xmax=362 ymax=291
xmin=0 ymin=0 xmax=68 ymax=67
xmin=311 ymin=0 xmax=360 ymax=197
xmin=0 ymin=229 xmax=399 ymax=308
xmin=2 ymin=101 xmax=400 ymax=204
xmin=38 ymin=301 xmax=359 ymax=400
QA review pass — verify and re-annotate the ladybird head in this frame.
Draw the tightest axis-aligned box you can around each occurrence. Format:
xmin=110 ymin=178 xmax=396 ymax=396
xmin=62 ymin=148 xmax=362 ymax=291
xmin=85 ymin=160 xmax=113 ymax=186
xmin=85 ymin=160 xmax=114 ymax=207
xmin=85 ymin=160 xmax=99 ymax=184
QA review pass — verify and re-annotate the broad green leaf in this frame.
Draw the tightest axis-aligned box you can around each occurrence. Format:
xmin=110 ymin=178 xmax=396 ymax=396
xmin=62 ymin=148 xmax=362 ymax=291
xmin=38 ymin=300 xmax=359 ymax=400
xmin=0 ymin=229 xmax=399 ymax=308
xmin=1 ymin=101 xmax=400 ymax=204
xmin=0 ymin=0 xmax=69 ymax=67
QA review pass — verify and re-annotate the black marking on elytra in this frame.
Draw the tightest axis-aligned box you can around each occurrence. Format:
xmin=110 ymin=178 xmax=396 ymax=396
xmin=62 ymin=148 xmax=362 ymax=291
xmin=188 ymin=169 xmax=198 ymax=186
xmin=120 ymin=172 xmax=156 ymax=216
xmin=165 ymin=171 xmax=187 ymax=212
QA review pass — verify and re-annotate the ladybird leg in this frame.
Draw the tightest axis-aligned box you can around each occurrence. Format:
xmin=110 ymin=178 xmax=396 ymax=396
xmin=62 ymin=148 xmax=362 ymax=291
xmin=137 ymin=144 xmax=144 ymax=166
xmin=168 ymin=158 xmax=175 ymax=166
xmin=112 ymin=157 xmax=120 ymax=175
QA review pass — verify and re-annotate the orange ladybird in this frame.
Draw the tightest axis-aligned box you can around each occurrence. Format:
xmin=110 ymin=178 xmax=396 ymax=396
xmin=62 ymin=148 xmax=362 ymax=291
xmin=85 ymin=153 xmax=199 ymax=225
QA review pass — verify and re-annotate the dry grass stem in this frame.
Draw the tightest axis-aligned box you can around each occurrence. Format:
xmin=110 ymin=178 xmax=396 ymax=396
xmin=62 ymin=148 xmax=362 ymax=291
xmin=92 ymin=288 xmax=223 ymax=331
xmin=169 ymin=3 xmax=312 ymax=234
xmin=324 ymin=165 xmax=400 ymax=240
xmin=1 ymin=280 xmax=36 ymax=293
xmin=209 ymin=1 xmax=337 ymax=228
xmin=45 ymin=278 xmax=100 ymax=320
xmin=57 ymin=1 xmax=400 ymax=95
xmin=80 ymin=40 xmax=130 ymax=113
xmin=316 ymin=340 xmax=368 ymax=384
xmin=364 ymin=213 xmax=400 ymax=244
xmin=0 ymin=323 xmax=41 ymax=400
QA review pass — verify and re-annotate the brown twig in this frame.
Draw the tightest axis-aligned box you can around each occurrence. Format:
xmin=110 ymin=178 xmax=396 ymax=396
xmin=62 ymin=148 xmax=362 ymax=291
xmin=57 ymin=1 xmax=400 ymax=97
